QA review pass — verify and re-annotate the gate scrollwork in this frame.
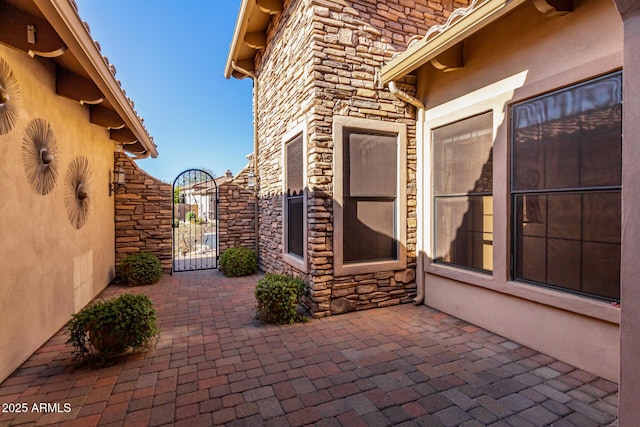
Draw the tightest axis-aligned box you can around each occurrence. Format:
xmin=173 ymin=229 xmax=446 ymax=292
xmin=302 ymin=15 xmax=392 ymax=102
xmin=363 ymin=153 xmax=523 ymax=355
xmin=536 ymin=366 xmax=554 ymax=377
xmin=172 ymin=169 xmax=218 ymax=272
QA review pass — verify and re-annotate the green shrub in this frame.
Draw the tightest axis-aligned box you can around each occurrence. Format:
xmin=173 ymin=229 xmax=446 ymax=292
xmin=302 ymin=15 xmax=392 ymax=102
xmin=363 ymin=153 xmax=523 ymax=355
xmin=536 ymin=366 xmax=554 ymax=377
xmin=65 ymin=293 xmax=159 ymax=362
xmin=185 ymin=212 xmax=196 ymax=222
xmin=117 ymin=252 xmax=163 ymax=286
xmin=219 ymin=247 xmax=257 ymax=277
xmin=255 ymin=274 xmax=308 ymax=325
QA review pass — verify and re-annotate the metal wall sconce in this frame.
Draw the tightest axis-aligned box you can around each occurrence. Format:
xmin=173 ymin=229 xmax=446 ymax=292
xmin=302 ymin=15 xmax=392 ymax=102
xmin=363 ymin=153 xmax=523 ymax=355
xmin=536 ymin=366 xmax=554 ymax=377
xmin=246 ymin=170 xmax=261 ymax=195
xmin=247 ymin=170 xmax=256 ymax=189
xmin=109 ymin=163 xmax=126 ymax=196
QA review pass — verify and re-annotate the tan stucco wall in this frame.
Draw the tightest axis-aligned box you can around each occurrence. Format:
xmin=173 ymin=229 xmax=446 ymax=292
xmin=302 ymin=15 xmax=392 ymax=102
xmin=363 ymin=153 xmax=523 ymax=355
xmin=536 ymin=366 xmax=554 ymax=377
xmin=0 ymin=45 xmax=116 ymax=382
xmin=612 ymin=0 xmax=640 ymax=424
xmin=417 ymin=0 xmax=622 ymax=381
xmin=425 ymin=275 xmax=619 ymax=381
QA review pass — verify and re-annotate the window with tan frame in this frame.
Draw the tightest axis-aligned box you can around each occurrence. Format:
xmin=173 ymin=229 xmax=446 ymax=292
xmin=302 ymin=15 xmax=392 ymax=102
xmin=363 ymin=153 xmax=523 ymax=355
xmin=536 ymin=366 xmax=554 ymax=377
xmin=432 ymin=111 xmax=494 ymax=273
xmin=333 ymin=116 xmax=407 ymax=277
xmin=511 ymin=71 xmax=621 ymax=301
xmin=282 ymin=125 xmax=308 ymax=273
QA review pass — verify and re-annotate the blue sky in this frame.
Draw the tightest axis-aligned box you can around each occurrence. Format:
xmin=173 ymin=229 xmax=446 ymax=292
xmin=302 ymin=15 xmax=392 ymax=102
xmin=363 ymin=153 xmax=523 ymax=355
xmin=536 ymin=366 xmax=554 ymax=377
xmin=75 ymin=0 xmax=254 ymax=183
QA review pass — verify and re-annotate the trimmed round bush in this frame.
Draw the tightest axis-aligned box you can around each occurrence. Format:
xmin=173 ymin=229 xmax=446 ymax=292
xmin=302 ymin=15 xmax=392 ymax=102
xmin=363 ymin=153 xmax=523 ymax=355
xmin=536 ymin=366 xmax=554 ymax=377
xmin=255 ymin=274 xmax=308 ymax=325
xmin=219 ymin=247 xmax=257 ymax=277
xmin=117 ymin=252 xmax=163 ymax=286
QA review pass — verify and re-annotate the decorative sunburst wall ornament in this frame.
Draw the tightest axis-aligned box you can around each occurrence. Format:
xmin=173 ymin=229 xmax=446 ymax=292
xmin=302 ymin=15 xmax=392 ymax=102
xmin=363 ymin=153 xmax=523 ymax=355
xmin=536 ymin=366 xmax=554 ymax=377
xmin=0 ymin=57 xmax=21 ymax=135
xmin=22 ymin=118 xmax=59 ymax=195
xmin=65 ymin=156 xmax=92 ymax=229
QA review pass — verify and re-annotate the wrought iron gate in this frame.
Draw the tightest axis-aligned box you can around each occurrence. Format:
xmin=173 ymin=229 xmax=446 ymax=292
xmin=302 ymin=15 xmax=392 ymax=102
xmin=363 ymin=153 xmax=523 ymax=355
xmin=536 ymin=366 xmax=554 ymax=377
xmin=172 ymin=169 xmax=218 ymax=272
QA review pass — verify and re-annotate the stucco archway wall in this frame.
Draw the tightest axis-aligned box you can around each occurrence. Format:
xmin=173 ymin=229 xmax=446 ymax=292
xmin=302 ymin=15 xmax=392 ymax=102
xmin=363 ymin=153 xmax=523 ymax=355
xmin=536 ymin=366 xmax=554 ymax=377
xmin=0 ymin=44 xmax=117 ymax=382
xmin=611 ymin=1 xmax=640 ymax=425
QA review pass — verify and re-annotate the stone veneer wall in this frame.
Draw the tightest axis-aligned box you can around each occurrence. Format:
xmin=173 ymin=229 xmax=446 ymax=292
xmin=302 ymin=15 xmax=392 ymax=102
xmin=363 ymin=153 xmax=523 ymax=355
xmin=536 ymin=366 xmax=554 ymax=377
xmin=254 ymin=0 xmax=316 ymax=276
xmin=254 ymin=0 xmax=468 ymax=316
xmin=114 ymin=152 xmax=172 ymax=273
xmin=217 ymin=166 xmax=257 ymax=253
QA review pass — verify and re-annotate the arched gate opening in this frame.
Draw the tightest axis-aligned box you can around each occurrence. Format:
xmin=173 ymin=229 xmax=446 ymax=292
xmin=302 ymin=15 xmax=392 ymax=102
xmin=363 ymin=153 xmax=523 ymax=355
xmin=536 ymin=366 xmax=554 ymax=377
xmin=172 ymin=169 xmax=218 ymax=272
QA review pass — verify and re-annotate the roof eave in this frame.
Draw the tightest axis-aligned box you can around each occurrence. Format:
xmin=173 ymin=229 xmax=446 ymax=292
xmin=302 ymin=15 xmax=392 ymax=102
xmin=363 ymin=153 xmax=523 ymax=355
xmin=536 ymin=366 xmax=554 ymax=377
xmin=34 ymin=0 xmax=158 ymax=158
xmin=225 ymin=0 xmax=283 ymax=80
xmin=380 ymin=0 xmax=528 ymax=84
xmin=225 ymin=0 xmax=251 ymax=79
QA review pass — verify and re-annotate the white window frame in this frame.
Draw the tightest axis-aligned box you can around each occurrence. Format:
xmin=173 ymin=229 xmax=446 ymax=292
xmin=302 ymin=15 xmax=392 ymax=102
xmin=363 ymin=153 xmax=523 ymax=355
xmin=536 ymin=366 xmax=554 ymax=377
xmin=333 ymin=116 xmax=407 ymax=277
xmin=282 ymin=122 xmax=308 ymax=273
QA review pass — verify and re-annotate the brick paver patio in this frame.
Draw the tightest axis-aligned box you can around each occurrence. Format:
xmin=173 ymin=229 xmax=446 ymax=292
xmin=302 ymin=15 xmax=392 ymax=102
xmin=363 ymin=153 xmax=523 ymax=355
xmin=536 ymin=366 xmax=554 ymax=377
xmin=0 ymin=271 xmax=618 ymax=426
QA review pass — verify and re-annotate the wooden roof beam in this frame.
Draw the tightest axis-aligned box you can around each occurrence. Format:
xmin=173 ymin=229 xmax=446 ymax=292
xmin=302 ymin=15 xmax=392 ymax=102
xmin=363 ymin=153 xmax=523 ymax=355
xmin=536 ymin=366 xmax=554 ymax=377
xmin=256 ymin=0 xmax=283 ymax=15
xmin=0 ymin=2 xmax=66 ymax=57
xmin=532 ymin=0 xmax=573 ymax=16
xmin=232 ymin=59 xmax=256 ymax=77
xmin=430 ymin=42 xmax=464 ymax=72
xmin=110 ymin=127 xmax=137 ymax=144
xmin=90 ymin=104 xmax=125 ymax=129
xmin=55 ymin=66 xmax=104 ymax=104
xmin=244 ymin=31 xmax=266 ymax=49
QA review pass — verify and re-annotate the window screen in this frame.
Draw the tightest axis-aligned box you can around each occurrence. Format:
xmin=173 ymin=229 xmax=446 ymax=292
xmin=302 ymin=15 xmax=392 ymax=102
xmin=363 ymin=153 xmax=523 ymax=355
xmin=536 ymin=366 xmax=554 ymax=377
xmin=511 ymin=72 xmax=622 ymax=301
xmin=433 ymin=111 xmax=494 ymax=272
xmin=343 ymin=131 xmax=398 ymax=263
xmin=286 ymin=135 xmax=304 ymax=258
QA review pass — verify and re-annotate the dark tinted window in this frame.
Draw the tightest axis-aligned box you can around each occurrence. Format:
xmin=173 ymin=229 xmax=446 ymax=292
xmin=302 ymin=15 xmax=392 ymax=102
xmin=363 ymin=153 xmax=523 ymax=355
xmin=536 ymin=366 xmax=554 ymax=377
xmin=286 ymin=135 xmax=304 ymax=258
xmin=512 ymin=72 xmax=622 ymax=301
xmin=343 ymin=131 xmax=397 ymax=263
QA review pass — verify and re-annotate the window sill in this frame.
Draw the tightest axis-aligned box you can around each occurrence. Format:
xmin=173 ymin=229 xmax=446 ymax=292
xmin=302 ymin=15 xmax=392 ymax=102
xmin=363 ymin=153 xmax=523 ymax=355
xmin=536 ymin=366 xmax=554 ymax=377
xmin=335 ymin=259 xmax=406 ymax=277
xmin=425 ymin=262 xmax=620 ymax=325
xmin=283 ymin=253 xmax=308 ymax=274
